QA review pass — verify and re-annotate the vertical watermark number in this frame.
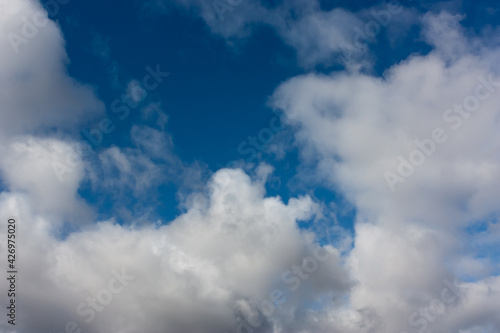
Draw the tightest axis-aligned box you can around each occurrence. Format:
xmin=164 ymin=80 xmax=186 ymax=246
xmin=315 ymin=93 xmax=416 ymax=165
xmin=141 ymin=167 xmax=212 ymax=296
xmin=6 ymin=218 xmax=17 ymax=326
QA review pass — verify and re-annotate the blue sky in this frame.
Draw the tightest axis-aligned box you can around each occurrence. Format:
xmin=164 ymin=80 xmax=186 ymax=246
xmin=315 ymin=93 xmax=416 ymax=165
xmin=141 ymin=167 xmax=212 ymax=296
xmin=57 ymin=0 xmax=353 ymax=223
xmin=1 ymin=0 xmax=500 ymax=333
xmin=49 ymin=0 xmax=500 ymax=224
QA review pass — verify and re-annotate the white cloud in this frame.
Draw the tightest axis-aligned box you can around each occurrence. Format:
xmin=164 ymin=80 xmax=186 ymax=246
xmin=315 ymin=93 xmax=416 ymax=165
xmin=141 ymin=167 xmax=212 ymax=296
xmin=88 ymin=126 xmax=180 ymax=200
xmin=126 ymin=79 xmax=148 ymax=104
xmin=269 ymin=11 xmax=500 ymax=332
xmin=162 ymin=0 xmax=422 ymax=70
xmin=95 ymin=145 xmax=164 ymax=195
xmin=0 ymin=0 xmax=104 ymax=139
xmin=157 ymin=0 xmax=371 ymax=68
xmin=0 ymin=168 xmax=350 ymax=333
xmin=0 ymin=0 xmax=499 ymax=332
xmin=277 ymin=8 xmax=364 ymax=68
xmin=0 ymin=136 xmax=94 ymax=225
xmin=0 ymin=0 xmax=105 ymax=229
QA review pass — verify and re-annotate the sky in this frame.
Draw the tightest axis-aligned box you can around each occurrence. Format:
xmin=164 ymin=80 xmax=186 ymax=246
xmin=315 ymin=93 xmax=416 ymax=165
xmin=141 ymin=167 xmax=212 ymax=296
xmin=0 ymin=0 xmax=500 ymax=332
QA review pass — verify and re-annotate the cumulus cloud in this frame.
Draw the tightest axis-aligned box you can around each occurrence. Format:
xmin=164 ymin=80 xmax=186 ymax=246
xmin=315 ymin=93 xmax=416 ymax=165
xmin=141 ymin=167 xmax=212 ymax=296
xmin=0 ymin=168 xmax=351 ymax=333
xmin=270 ymin=11 xmax=500 ymax=332
xmin=1 ymin=0 xmax=499 ymax=332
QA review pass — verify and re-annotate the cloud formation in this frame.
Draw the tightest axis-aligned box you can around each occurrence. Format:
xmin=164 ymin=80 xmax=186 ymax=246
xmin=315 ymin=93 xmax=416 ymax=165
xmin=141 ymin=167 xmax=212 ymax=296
xmin=0 ymin=168 xmax=352 ymax=333
xmin=0 ymin=0 xmax=103 ymax=139
xmin=270 ymin=11 xmax=500 ymax=332
xmin=156 ymin=0 xmax=373 ymax=68
xmin=0 ymin=1 xmax=499 ymax=333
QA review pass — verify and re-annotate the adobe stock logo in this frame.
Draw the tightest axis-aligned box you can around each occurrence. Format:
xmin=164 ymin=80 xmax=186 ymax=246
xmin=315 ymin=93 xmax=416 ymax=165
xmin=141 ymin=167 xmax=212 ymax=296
xmin=384 ymin=74 xmax=500 ymax=192
xmin=400 ymin=279 xmax=463 ymax=333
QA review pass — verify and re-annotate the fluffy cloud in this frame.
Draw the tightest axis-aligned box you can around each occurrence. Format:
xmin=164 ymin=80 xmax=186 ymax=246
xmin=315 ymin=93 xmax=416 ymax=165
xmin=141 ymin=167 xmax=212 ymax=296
xmin=0 ymin=0 xmax=104 ymax=228
xmin=0 ymin=136 xmax=94 ymax=225
xmin=0 ymin=168 xmax=350 ymax=333
xmin=1 ymin=0 xmax=499 ymax=332
xmin=270 ymin=11 xmax=500 ymax=332
xmin=0 ymin=0 xmax=103 ymax=139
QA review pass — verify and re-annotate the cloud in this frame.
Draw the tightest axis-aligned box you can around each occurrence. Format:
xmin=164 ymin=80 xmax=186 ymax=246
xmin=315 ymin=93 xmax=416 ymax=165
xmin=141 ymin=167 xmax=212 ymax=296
xmin=0 ymin=0 xmax=499 ymax=332
xmin=152 ymin=0 xmax=379 ymax=68
xmin=0 ymin=0 xmax=104 ymax=139
xmin=93 ymin=144 xmax=164 ymax=196
xmin=90 ymin=32 xmax=111 ymax=61
xmin=0 ymin=136 xmax=95 ymax=226
xmin=0 ymin=0 xmax=106 ymax=230
xmin=269 ymin=11 xmax=500 ymax=332
xmin=159 ymin=0 xmax=425 ymax=70
xmin=0 ymin=168 xmax=351 ymax=333
xmin=141 ymin=102 xmax=169 ymax=130
xmin=271 ymin=14 xmax=500 ymax=228
xmin=88 ymin=125 xmax=184 ymax=197
xmin=277 ymin=7 xmax=364 ymax=68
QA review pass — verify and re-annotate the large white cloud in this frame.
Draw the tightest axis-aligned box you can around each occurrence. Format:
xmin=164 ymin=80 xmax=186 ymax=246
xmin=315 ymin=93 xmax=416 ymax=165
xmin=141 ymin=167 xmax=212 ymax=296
xmin=0 ymin=168 xmax=351 ymax=333
xmin=1 ymin=0 xmax=499 ymax=332
xmin=270 ymin=11 xmax=500 ymax=333
xmin=0 ymin=0 xmax=103 ymax=224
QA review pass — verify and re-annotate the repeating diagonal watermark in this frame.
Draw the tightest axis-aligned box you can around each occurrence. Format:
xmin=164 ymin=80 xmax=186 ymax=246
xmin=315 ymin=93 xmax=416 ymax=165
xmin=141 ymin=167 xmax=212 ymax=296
xmin=401 ymin=278 xmax=463 ymax=333
xmin=226 ymin=245 xmax=335 ymax=333
xmin=384 ymin=74 xmax=500 ymax=192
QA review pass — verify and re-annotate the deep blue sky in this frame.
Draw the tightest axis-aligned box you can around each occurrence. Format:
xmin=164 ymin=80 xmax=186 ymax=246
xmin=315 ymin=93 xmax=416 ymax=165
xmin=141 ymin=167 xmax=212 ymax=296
xmin=45 ymin=0 xmax=500 ymax=228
